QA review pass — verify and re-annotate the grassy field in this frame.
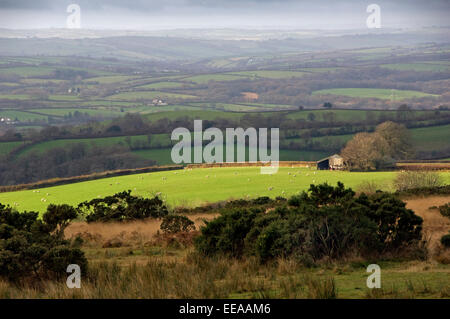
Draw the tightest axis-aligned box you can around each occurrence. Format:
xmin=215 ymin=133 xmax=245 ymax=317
xmin=285 ymin=124 xmax=450 ymax=152
xmin=410 ymin=124 xmax=450 ymax=151
xmin=0 ymin=110 xmax=48 ymax=122
xmin=0 ymin=141 xmax=24 ymax=155
xmin=28 ymin=108 xmax=123 ymax=118
xmin=312 ymin=88 xmax=439 ymax=100
xmin=15 ymin=134 xmax=169 ymax=158
xmin=85 ymin=75 xmax=139 ymax=84
xmin=228 ymin=70 xmax=307 ymax=79
xmin=137 ymin=81 xmax=191 ymax=89
xmin=108 ymin=91 xmax=197 ymax=100
xmin=133 ymin=148 xmax=328 ymax=165
xmin=182 ymin=73 xmax=245 ymax=84
xmin=381 ymin=63 xmax=450 ymax=72
xmin=2 ymin=167 xmax=450 ymax=213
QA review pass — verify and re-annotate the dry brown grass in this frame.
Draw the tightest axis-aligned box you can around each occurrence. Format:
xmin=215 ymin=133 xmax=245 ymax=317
xmin=405 ymin=196 xmax=450 ymax=252
xmin=65 ymin=213 xmax=217 ymax=248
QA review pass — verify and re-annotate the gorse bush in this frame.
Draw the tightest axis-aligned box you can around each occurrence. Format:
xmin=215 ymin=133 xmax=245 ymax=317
xmin=438 ymin=203 xmax=450 ymax=219
xmin=441 ymin=234 xmax=450 ymax=248
xmin=0 ymin=203 xmax=87 ymax=283
xmin=77 ymin=190 xmax=168 ymax=222
xmin=160 ymin=215 xmax=195 ymax=234
xmin=195 ymin=183 xmax=423 ymax=262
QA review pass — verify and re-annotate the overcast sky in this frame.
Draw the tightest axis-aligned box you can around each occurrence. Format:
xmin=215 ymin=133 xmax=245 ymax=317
xmin=0 ymin=0 xmax=449 ymax=30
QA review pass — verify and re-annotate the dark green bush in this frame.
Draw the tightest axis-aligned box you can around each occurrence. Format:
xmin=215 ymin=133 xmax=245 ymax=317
xmin=0 ymin=203 xmax=87 ymax=283
xmin=195 ymin=183 xmax=424 ymax=262
xmin=195 ymin=208 xmax=260 ymax=257
xmin=77 ymin=190 xmax=168 ymax=222
xmin=438 ymin=203 xmax=450 ymax=219
xmin=160 ymin=215 xmax=195 ymax=234
xmin=441 ymin=234 xmax=450 ymax=248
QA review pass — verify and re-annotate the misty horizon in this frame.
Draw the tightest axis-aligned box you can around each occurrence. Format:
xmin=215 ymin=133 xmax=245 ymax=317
xmin=0 ymin=0 xmax=449 ymax=31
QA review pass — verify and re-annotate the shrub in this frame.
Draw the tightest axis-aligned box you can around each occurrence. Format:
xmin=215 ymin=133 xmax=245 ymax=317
xmin=0 ymin=203 xmax=87 ymax=283
xmin=195 ymin=183 xmax=424 ymax=262
xmin=438 ymin=203 xmax=450 ymax=219
xmin=160 ymin=215 xmax=195 ymax=234
xmin=78 ymin=190 xmax=168 ymax=222
xmin=43 ymin=204 xmax=78 ymax=239
xmin=357 ymin=181 xmax=381 ymax=195
xmin=441 ymin=234 xmax=450 ymax=248
xmin=395 ymin=185 xmax=450 ymax=197
xmin=195 ymin=208 xmax=260 ymax=257
xmin=394 ymin=171 xmax=443 ymax=192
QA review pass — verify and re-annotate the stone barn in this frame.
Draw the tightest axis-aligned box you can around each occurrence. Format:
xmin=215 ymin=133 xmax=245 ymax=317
xmin=317 ymin=154 xmax=344 ymax=170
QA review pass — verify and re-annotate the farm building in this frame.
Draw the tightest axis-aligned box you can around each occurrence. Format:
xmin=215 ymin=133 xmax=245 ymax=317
xmin=152 ymin=98 xmax=168 ymax=106
xmin=317 ymin=154 xmax=344 ymax=170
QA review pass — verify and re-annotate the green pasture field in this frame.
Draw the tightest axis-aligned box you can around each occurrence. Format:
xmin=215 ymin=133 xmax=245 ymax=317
xmin=182 ymin=73 xmax=246 ymax=84
xmin=0 ymin=82 xmax=20 ymax=86
xmin=228 ymin=70 xmax=307 ymax=79
xmin=85 ymin=75 xmax=139 ymax=84
xmin=410 ymin=124 xmax=450 ymax=151
xmin=0 ymin=141 xmax=24 ymax=155
xmin=78 ymin=101 xmax=137 ymax=106
xmin=133 ymin=147 xmax=328 ymax=165
xmin=285 ymin=124 xmax=450 ymax=152
xmin=145 ymin=109 xmax=245 ymax=122
xmin=381 ymin=63 xmax=450 ymax=72
xmin=20 ymin=78 xmax=67 ymax=85
xmin=48 ymin=95 xmax=83 ymax=101
xmin=312 ymin=88 xmax=439 ymax=100
xmin=108 ymin=91 xmax=197 ymax=100
xmin=0 ymin=65 xmax=113 ymax=77
xmin=0 ymin=66 xmax=57 ymax=77
xmin=4 ymin=166 xmax=448 ymax=213
xmin=239 ymin=103 xmax=295 ymax=110
xmin=286 ymin=109 xmax=450 ymax=122
xmin=14 ymin=134 xmax=170 ymax=158
xmin=0 ymin=94 xmax=32 ymax=100
xmin=138 ymin=105 xmax=205 ymax=114
xmin=286 ymin=109 xmax=384 ymax=122
xmin=0 ymin=110 xmax=47 ymax=122
xmin=137 ymin=81 xmax=191 ymax=89
xmin=209 ymin=103 xmax=265 ymax=112
xmin=28 ymin=108 xmax=123 ymax=118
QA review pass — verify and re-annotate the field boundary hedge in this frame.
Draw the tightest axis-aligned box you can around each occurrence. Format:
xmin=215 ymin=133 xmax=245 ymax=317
xmin=0 ymin=164 xmax=183 ymax=193
xmin=185 ymin=161 xmax=317 ymax=169
xmin=396 ymin=162 xmax=450 ymax=171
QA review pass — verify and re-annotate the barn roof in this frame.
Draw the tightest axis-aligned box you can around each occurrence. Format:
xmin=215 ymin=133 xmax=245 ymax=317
xmin=317 ymin=154 xmax=343 ymax=163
